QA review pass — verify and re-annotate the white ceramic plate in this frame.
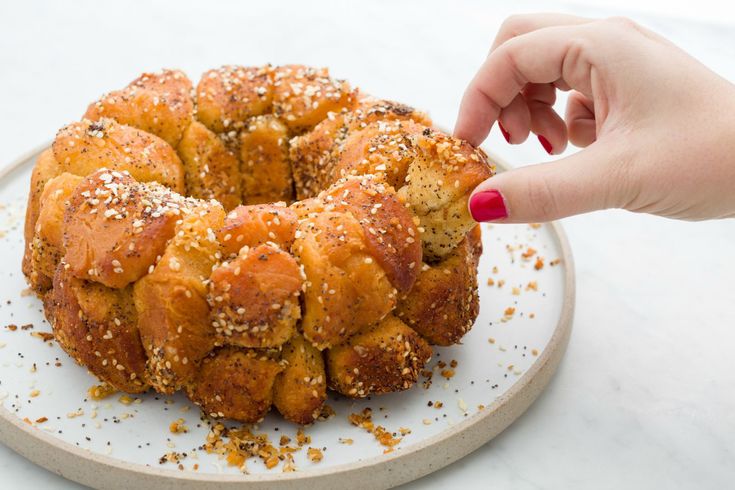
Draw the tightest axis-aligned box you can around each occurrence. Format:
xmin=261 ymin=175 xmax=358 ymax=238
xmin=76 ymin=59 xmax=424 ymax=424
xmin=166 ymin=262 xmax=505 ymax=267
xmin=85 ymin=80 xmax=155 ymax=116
xmin=0 ymin=145 xmax=574 ymax=489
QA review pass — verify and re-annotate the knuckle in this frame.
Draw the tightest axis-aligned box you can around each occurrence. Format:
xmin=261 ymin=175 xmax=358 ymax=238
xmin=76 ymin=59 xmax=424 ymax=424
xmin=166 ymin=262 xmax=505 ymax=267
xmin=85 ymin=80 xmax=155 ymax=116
xmin=563 ymin=36 xmax=589 ymax=71
xmin=497 ymin=44 xmax=527 ymax=88
xmin=603 ymin=16 xmax=642 ymax=33
xmin=499 ymin=14 xmax=533 ymax=39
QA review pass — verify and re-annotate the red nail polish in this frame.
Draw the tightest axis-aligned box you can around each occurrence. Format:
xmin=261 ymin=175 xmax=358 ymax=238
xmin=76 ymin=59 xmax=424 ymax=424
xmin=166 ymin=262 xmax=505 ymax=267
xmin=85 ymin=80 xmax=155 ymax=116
xmin=469 ymin=190 xmax=508 ymax=222
xmin=538 ymin=135 xmax=553 ymax=154
xmin=498 ymin=122 xmax=511 ymax=143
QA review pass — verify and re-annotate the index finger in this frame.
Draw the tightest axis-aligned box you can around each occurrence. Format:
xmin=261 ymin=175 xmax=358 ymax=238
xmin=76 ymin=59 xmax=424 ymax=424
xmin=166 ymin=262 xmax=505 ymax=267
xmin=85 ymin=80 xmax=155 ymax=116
xmin=455 ymin=23 xmax=596 ymax=146
xmin=489 ymin=13 xmax=591 ymax=51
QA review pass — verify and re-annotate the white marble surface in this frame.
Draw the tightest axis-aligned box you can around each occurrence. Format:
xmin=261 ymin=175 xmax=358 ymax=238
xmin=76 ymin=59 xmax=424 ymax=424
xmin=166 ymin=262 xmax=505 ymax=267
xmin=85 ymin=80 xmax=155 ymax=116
xmin=0 ymin=1 xmax=733 ymax=488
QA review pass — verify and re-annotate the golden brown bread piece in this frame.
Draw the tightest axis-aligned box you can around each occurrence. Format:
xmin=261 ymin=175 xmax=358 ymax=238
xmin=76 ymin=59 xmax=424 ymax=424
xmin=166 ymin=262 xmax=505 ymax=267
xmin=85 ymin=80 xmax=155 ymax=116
xmin=186 ymin=347 xmax=282 ymax=422
xmin=217 ymin=203 xmax=298 ymax=256
xmin=62 ymin=169 xmax=188 ymax=289
xmin=326 ymin=315 xmax=431 ymax=397
xmin=30 ymin=173 xmax=83 ymax=281
xmin=134 ymin=201 xmax=225 ymax=393
xmin=319 ymin=176 xmax=422 ymax=293
xmin=289 ymin=98 xmax=431 ymax=199
xmin=239 ymin=115 xmax=293 ymax=204
xmin=328 ymin=119 xmax=425 ymax=191
xmin=293 ymin=211 xmax=395 ymax=349
xmin=397 ymin=130 xmax=492 ymax=261
xmin=209 ymin=244 xmax=303 ymax=348
xmin=272 ymin=65 xmax=356 ymax=133
xmin=395 ymin=226 xmax=482 ymax=346
xmin=53 ymin=118 xmax=185 ymax=192
xmin=45 ymin=263 xmax=148 ymax=393
xmin=24 ymin=112 xmax=194 ymax=291
xmin=273 ymin=334 xmax=327 ymax=425
xmin=83 ymin=69 xmax=194 ymax=148
xmin=177 ymin=120 xmax=241 ymax=210
xmin=23 ymin=149 xmax=61 ymax=292
xmin=196 ymin=65 xmax=273 ymax=134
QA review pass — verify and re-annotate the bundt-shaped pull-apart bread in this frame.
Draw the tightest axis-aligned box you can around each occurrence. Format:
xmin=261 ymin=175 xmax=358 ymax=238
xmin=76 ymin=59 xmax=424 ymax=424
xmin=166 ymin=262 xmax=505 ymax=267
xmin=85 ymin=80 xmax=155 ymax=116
xmin=23 ymin=65 xmax=494 ymax=424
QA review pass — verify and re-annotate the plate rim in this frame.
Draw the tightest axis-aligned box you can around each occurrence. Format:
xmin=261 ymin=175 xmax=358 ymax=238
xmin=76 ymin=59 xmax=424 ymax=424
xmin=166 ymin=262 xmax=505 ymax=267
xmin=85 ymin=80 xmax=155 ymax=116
xmin=0 ymin=143 xmax=575 ymax=489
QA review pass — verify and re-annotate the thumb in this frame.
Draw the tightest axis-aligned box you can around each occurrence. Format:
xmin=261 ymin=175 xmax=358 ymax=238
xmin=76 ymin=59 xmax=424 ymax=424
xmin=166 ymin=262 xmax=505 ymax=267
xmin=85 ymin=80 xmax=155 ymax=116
xmin=469 ymin=143 xmax=628 ymax=223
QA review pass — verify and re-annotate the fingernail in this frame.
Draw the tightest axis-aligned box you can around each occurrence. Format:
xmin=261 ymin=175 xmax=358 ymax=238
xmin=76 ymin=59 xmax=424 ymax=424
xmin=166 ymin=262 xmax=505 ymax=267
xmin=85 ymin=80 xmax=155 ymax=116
xmin=469 ymin=189 xmax=508 ymax=222
xmin=538 ymin=135 xmax=553 ymax=154
xmin=498 ymin=122 xmax=511 ymax=143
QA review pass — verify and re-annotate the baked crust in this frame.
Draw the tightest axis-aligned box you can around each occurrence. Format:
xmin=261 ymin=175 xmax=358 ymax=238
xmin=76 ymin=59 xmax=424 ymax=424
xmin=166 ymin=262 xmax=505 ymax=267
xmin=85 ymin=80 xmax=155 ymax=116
xmin=84 ymin=69 xmax=194 ymax=148
xmin=177 ymin=120 xmax=241 ymax=210
xmin=53 ymin=118 xmax=185 ymax=193
xmin=326 ymin=315 xmax=431 ymax=397
xmin=133 ymin=201 xmax=225 ymax=393
xmin=273 ymin=334 xmax=327 ymax=425
xmin=186 ymin=347 xmax=282 ymax=422
xmin=272 ymin=65 xmax=357 ymax=133
xmin=23 ymin=148 xmax=62 ymax=292
xmin=329 ymin=119 xmax=426 ymax=191
xmin=45 ymin=263 xmax=148 ymax=393
xmin=209 ymin=244 xmax=303 ymax=348
xmin=395 ymin=226 xmax=482 ymax=345
xmin=31 ymin=173 xmax=83 ymax=282
xmin=294 ymin=210 xmax=395 ymax=349
xmin=196 ymin=65 xmax=273 ymax=134
xmin=320 ymin=177 xmax=422 ymax=293
xmin=239 ymin=115 xmax=293 ymax=204
xmin=289 ymin=98 xmax=431 ymax=199
xmin=217 ymin=203 xmax=298 ymax=256
xmin=62 ymin=170 xmax=187 ymax=289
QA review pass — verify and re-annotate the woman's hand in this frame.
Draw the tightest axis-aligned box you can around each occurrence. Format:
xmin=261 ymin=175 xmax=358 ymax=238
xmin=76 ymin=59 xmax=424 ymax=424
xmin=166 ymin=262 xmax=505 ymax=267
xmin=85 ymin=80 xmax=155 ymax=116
xmin=455 ymin=14 xmax=735 ymax=223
